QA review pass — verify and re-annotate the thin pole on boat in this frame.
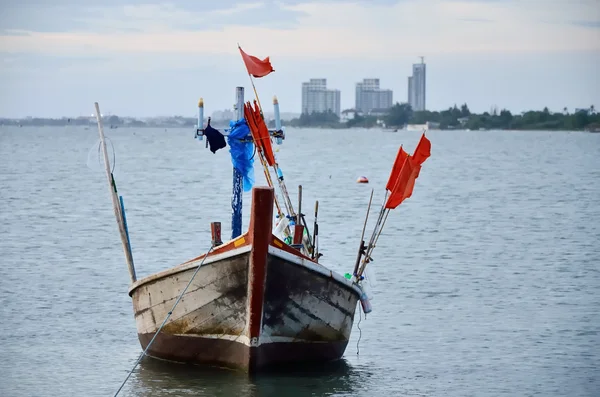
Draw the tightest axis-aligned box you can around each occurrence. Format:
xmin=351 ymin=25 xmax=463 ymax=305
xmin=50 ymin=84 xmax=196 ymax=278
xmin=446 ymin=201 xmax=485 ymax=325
xmin=250 ymin=131 xmax=284 ymax=218
xmin=356 ymin=192 xmax=389 ymax=278
xmin=94 ymin=102 xmax=136 ymax=284
xmin=292 ymin=185 xmax=305 ymax=248
xmin=353 ymin=189 xmax=374 ymax=277
xmin=311 ymin=200 xmax=319 ymax=260
xmin=247 ymin=74 xmax=264 ymax=118
xmin=195 ymin=98 xmax=204 ymax=141
xmin=297 ymin=185 xmax=302 ymax=227
xmin=231 ymin=87 xmax=245 ymax=239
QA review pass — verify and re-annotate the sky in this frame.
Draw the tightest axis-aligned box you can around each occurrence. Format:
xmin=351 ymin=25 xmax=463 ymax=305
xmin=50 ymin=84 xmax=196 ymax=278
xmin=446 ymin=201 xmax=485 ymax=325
xmin=0 ymin=0 xmax=599 ymax=118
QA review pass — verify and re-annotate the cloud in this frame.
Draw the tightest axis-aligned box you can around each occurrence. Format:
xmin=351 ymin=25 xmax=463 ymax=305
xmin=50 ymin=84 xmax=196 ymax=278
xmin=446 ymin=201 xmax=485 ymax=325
xmin=0 ymin=0 xmax=406 ymax=33
xmin=0 ymin=2 xmax=308 ymax=34
xmin=0 ymin=0 xmax=598 ymax=61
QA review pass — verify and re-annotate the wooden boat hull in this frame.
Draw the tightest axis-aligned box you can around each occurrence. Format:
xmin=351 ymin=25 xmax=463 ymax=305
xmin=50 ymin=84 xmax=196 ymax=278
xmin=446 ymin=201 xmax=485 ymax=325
xmin=128 ymin=187 xmax=362 ymax=372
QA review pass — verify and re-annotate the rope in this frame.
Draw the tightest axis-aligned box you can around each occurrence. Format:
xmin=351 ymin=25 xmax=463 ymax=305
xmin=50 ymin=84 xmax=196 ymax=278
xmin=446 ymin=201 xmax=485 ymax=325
xmin=113 ymin=245 xmax=215 ymax=397
xmin=356 ymin=307 xmax=362 ymax=355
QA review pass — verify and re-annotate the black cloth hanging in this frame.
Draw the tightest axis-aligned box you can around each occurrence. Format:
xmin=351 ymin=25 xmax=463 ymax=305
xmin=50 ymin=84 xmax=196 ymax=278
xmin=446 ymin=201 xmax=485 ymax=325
xmin=203 ymin=117 xmax=226 ymax=154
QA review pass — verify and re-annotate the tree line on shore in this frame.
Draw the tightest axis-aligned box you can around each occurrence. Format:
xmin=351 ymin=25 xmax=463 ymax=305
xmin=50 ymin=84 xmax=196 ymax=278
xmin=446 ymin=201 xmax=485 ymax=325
xmin=287 ymin=103 xmax=599 ymax=131
xmin=3 ymin=104 xmax=598 ymax=131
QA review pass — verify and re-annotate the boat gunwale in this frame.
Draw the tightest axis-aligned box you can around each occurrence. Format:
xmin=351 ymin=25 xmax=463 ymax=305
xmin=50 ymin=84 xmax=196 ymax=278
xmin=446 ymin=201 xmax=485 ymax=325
xmin=128 ymin=236 xmax=362 ymax=298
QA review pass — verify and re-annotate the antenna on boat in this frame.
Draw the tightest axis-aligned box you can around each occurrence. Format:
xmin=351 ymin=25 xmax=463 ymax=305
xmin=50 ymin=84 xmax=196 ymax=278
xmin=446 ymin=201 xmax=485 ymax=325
xmin=311 ymin=200 xmax=320 ymax=260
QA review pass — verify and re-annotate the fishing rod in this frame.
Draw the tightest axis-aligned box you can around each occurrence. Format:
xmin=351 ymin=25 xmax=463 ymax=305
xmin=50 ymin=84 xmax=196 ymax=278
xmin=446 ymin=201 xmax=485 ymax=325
xmin=353 ymin=189 xmax=374 ymax=277
xmin=356 ymin=192 xmax=389 ymax=279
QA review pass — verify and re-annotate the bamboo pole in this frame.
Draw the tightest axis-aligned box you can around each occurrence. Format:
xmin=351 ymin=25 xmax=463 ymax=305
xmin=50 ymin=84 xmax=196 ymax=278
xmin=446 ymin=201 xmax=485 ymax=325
xmin=94 ymin=102 xmax=136 ymax=283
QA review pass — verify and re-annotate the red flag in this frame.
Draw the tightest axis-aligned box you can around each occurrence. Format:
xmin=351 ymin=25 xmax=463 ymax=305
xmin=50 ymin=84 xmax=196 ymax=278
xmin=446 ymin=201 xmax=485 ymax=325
xmin=386 ymin=146 xmax=409 ymax=192
xmin=244 ymin=102 xmax=275 ymax=166
xmin=252 ymin=101 xmax=275 ymax=165
xmin=239 ymin=46 xmax=274 ymax=78
xmin=385 ymin=156 xmax=416 ymax=209
xmin=412 ymin=133 xmax=431 ymax=166
xmin=403 ymin=163 xmax=421 ymax=201
xmin=384 ymin=133 xmax=431 ymax=210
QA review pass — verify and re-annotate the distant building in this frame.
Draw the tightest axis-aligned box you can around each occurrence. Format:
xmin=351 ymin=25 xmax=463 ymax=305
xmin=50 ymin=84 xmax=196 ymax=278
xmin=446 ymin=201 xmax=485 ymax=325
xmin=340 ymin=109 xmax=357 ymax=122
xmin=211 ymin=109 xmax=235 ymax=122
xmin=408 ymin=57 xmax=426 ymax=111
xmin=355 ymin=78 xmax=393 ymax=114
xmin=301 ymin=79 xmax=341 ymax=117
xmin=368 ymin=108 xmax=391 ymax=117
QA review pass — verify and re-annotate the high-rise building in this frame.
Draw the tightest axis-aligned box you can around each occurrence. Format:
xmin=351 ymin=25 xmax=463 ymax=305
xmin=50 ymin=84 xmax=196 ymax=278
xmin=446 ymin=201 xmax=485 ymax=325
xmin=301 ymin=79 xmax=341 ymax=117
xmin=408 ymin=57 xmax=426 ymax=111
xmin=355 ymin=78 xmax=393 ymax=114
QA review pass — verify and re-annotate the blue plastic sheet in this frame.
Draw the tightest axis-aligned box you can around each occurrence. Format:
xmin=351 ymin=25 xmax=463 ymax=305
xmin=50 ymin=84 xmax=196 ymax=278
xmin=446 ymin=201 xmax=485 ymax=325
xmin=227 ymin=118 xmax=255 ymax=192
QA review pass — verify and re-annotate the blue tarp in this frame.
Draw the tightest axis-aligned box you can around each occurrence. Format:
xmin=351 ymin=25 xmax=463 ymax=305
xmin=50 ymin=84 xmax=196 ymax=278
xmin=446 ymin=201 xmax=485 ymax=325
xmin=228 ymin=118 xmax=255 ymax=192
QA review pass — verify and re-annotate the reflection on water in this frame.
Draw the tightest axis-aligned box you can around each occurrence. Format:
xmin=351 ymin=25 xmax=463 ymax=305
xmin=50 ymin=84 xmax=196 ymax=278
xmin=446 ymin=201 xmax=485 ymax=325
xmin=129 ymin=356 xmax=371 ymax=397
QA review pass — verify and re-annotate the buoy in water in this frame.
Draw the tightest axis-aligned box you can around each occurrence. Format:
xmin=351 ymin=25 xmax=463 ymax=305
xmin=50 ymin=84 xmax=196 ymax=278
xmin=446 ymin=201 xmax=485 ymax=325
xmin=357 ymin=176 xmax=369 ymax=183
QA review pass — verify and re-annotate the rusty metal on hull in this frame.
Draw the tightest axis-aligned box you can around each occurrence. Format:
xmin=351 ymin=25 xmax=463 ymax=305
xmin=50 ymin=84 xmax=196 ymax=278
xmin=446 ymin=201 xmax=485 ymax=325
xmin=138 ymin=333 xmax=348 ymax=371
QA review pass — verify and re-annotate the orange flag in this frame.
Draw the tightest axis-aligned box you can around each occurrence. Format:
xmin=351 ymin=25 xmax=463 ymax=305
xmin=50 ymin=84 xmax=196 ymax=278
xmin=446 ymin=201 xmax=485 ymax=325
xmin=239 ymin=46 xmax=275 ymax=78
xmin=385 ymin=156 xmax=416 ymax=209
xmin=386 ymin=146 xmax=409 ymax=192
xmin=384 ymin=133 xmax=431 ymax=209
xmin=413 ymin=133 xmax=431 ymax=166
xmin=252 ymin=101 xmax=275 ymax=165
xmin=244 ymin=102 xmax=275 ymax=166
xmin=402 ymin=163 xmax=421 ymax=201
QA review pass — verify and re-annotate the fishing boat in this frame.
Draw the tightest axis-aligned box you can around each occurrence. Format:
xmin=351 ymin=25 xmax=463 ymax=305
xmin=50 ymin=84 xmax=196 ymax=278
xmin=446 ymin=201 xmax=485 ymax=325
xmin=95 ymin=46 xmax=432 ymax=378
xmin=128 ymin=185 xmax=362 ymax=370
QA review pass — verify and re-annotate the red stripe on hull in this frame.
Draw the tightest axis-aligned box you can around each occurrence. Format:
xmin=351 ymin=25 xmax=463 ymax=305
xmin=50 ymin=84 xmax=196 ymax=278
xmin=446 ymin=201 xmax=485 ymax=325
xmin=246 ymin=187 xmax=274 ymax=344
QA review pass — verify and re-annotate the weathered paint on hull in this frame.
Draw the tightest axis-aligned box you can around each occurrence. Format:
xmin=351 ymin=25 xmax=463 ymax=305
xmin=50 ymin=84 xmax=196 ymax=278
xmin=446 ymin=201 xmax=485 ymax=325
xmin=131 ymin=248 xmax=360 ymax=371
xmin=128 ymin=186 xmax=362 ymax=372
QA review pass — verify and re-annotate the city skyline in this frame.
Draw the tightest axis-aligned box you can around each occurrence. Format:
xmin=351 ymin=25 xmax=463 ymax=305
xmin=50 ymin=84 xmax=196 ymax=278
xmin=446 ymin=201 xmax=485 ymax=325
xmin=0 ymin=1 xmax=598 ymax=118
xmin=301 ymin=77 xmax=396 ymax=117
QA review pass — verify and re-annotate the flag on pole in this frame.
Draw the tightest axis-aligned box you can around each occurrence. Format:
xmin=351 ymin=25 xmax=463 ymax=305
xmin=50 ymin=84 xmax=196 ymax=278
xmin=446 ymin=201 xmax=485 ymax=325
xmin=412 ymin=133 xmax=431 ymax=165
xmin=385 ymin=146 xmax=409 ymax=192
xmin=384 ymin=133 xmax=431 ymax=209
xmin=384 ymin=156 xmax=418 ymax=209
xmin=239 ymin=46 xmax=275 ymax=78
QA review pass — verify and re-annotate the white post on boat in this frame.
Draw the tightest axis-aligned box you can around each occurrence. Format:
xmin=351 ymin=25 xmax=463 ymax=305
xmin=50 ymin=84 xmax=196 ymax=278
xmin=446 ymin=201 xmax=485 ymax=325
xmin=94 ymin=102 xmax=137 ymax=284
xmin=231 ymin=87 xmax=245 ymax=239
xmin=196 ymin=98 xmax=204 ymax=141
xmin=273 ymin=96 xmax=283 ymax=145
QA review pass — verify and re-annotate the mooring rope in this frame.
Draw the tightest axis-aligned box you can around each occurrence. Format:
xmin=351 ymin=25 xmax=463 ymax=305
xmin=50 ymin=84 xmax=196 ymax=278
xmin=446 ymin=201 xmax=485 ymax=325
xmin=113 ymin=245 xmax=215 ymax=397
xmin=356 ymin=307 xmax=363 ymax=355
